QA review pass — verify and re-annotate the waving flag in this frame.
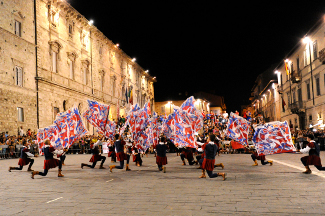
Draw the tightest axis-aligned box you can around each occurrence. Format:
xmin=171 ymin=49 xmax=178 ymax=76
xmin=83 ymin=100 xmax=116 ymax=139
xmin=252 ymin=120 xmax=296 ymax=156
xmin=163 ymin=96 xmax=203 ymax=148
xmin=226 ymin=112 xmax=251 ymax=145
xmin=37 ymin=106 xmax=87 ymax=155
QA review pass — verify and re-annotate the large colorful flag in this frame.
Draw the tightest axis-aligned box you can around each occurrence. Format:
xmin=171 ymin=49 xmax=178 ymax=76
xmin=37 ymin=106 xmax=87 ymax=155
xmin=252 ymin=121 xmax=296 ymax=156
xmin=226 ymin=112 xmax=251 ymax=145
xmin=163 ymin=96 xmax=203 ymax=148
xmin=83 ymin=100 xmax=116 ymax=139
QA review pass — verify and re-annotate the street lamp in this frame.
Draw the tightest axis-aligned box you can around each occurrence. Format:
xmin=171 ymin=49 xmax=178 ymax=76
xmin=303 ymin=36 xmax=315 ymax=105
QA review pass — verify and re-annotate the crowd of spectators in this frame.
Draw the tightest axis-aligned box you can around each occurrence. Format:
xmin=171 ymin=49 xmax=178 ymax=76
xmin=1 ymin=111 xmax=324 ymax=159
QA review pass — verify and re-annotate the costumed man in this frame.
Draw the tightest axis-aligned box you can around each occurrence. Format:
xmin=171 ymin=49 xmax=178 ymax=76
xmin=156 ymin=136 xmax=168 ymax=172
xmin=109 ymin=134 xmax=131 ymax=172
xmin=31 ymin=140 xmax=67 ymax=179
xmin=300 ymin=134 xmax=325 ymax=174
xmin=180 ymin=147 xmax=198 ymax=166
xmin=9 ymin=140 xmax=37 ymax=172
xmin=251 ymin=149 xmax=273 ymax=166
xmin=107 ymin=139 xmax=116 ymax=163
xmin=81 ymin=139 xmax=106 ymax=169
xmin=199 ymin=134 xmax=226 ymax=180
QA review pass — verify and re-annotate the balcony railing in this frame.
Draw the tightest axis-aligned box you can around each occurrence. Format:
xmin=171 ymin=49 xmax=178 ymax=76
xmin=289 ymin=101 xmax=305 ymax=114
xmin=319 ymin=48 xmax=325 ymax=63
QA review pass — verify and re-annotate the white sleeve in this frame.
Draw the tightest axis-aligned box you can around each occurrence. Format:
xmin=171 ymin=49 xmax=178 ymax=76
xmin=26 ymin=152 xmax=34 ymax=157
xmin=53 ymin=149 xmax=64 ymax=155
xmin=300 ymin=145 xmax=311 ymax=154
xmin=92 ymin=140 xmax=102 ymax=149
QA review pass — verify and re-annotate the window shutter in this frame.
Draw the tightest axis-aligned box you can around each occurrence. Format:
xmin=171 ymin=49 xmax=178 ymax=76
xmin=16 ymin=66 xmax=23 ymax=86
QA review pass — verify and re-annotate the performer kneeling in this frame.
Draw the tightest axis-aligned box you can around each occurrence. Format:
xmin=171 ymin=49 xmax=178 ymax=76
xmin=156 ymin=137 xmax=168 ymax=172
xmin=251 ymin=150 xmax=272 ymax=166
xmin=180 ymin=147 xmax=197 ymax=166
xmin=109 ymin=134 xmax=131 ymax=172
xmin=81 ymin=140 xmax=106 ymax=169
xmin=200 ymin=134 xmax=226 ymax=180
xmin=9 ymin=140 xmax=37 ymax=172
xmin=31 ymin=140 xmax=67 ymax=179
xmin=300 ymin=134 xmax=325 ymax=174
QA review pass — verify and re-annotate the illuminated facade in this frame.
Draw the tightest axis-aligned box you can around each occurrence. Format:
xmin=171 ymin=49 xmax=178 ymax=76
xmin=0 ymin=0 xmax=155 ymax=134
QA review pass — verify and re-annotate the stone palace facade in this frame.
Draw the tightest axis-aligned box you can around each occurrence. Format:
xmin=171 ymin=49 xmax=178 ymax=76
xmin=0 ymin=0 xmax=156 ymax=135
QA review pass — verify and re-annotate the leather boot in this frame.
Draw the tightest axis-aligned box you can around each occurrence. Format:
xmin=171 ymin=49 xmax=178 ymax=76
xmin=252 ymin=160 xmax=258 ymax=166
xmin=268 ymin=160 xmax=273 ymax=166
xmin=58 ymin=169 xmax=64 ymax=177
xmin=99 ymin=164 xmax=106 ymax=169
xmin=199 ymin=169 xmax=206 ymax=178
xmin=31 ymin=171 xmax=39 ymax=179
xmin=27 ymin=167 xmax=34 ymax=172
xmin=81 ymin=163 xmax=87 ymax=169
xmin=303 ymin=166 xmax=312 ymax=174
xmin=109 ymin=165 xmax=116 ymax=172
xmin=163 ymin=166 xmax=166 ymax=173
xmin=218 ymin=173 xmax=227 ymax=181
xmin=126 ymin=164 xmax=131 ymax=171
xmin=215 ymin=163 xmax=224 ymax=169
xmin=182 ymin=160 xmax=186 ymax=166
xmin=8 ymin=166 xmax=14 ymax=172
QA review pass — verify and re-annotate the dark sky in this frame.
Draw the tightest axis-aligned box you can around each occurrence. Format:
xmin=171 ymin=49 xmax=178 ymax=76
xmin=69 ymin=0 xmax=325 ymax=112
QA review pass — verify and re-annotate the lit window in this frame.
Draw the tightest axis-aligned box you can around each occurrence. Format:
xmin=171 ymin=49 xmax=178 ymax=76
xmin=15 ymin=20 xmax=21 ymax=37
xmin=15 ymin=66 xmax=23 ymax=87
xmin=17 ymin=107 xmax=24 ymax=122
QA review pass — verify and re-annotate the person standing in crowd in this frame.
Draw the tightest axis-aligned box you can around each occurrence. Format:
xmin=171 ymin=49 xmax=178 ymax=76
xmin=199 ymin=134 xmax=226 ymax=180
xmin=9 ymin=140 xmax=37 ymax=172
xmin=81 ymin=140 xmax=106 ymax=169
xmin=300 ymin=134 xmax=325 ymax=174
xmin=31 ymin=140 xmax=67 ymax=179
xmin=156 ymin=137 xmax=168 ymax=172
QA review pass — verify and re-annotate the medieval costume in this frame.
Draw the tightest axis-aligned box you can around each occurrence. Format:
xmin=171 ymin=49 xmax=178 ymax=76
xmin=31 ymin=141 xmax=66 ymax=179
xmin=300 ymin=134 xmax=325 ymax=174
xmin=9 ymin=142 xmax=35 ymax=172
xmin=81 ymin=140 xmax=106 ymax=169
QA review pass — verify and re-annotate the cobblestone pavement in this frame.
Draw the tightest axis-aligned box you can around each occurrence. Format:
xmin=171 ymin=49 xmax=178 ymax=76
xmin=1 ymin=152 xmax=325 ymax=215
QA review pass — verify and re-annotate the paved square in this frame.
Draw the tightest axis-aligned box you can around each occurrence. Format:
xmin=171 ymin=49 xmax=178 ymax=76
xmin=1 ymin=152 xmax=325 ymax=215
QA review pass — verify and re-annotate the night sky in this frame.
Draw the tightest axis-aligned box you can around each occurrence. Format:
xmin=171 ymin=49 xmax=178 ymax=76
xmin=69 ymin=0 xmax=325 ymax=112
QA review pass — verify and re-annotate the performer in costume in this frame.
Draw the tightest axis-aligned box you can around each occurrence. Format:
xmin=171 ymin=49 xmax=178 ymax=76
xmin=81 ymin=140 xmax=106 ymax=169
xmin=300 ymin=134 xmax=325 ymax=174
xmin=109 ymin=134 xmax=131 ymax=172
xmin=31 ymin=140 xmax=67 ymax=179
xmin=180 ymin=147 xmax=198 ymax=166
xmin=199 ymin=134 xmax=226 ymax=180
xmin=251 ymin=149 xmax=273 ymax=166
xmin=107 ymin=139 xmax=116 ymax=163
xmin=9 ymin=140 xmax=37 ymax=172
xmin=156 ymin=137 xmax=168 ymax=172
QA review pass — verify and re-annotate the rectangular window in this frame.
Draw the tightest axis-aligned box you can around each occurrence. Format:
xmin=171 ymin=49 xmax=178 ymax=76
xmin=68 ymin=24 xmax=73 ymax=34
xmin=17 ymin=107 xmax=24 ymax=122
xmin=69 ymin=60 xmax=74 ymax=79
xmin=83 ymin=68 xmax=87 ymax=85
xmin=15 ymin=20 xmax=21 ymax=37
xmin=161 ymin=106 xmax=165 ymax=114
xmin=306 ymin=82 xmax=311 ymax=100
xmin=54 ymin=107 xmax=60 ymax=118
xmin=313 ymin=41 xmax=318 ymax=61
xmin=296 ymin=57 xmax=300 ymax=74
xmin=292 ymin=90 xmax=296 ymax=103
xmin=52 ymin=51 xmax=57 ymax=73
xmin=15 ymin=66 xmax=23 ymax=86
xmin=304 ymin=50 xmax=308 ymax=66
xmin=316 ymin=77 xmax=321 ymax=96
